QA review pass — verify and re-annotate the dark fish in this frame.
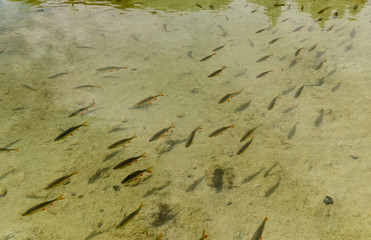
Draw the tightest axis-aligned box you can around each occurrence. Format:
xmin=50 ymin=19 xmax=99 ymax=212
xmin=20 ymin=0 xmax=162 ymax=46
xmin=96 ymin=66 xmax=127 ymax=72
xmin=45 ymin=170 xmax=78 ymax=190
xmin=68 ymin=102 xmax=95 ymax=117
xmin=345 ymin=43 xmax=353 ymax=52
xmin=293 ymin=25 xmax=305 ymax=32
xmin=73 ymin=85 xmax=101 ymax=89
xmin=315 ymin=59 xmax=327 ymax=70
xmin=195 ymin=4 xmax=204 ymax=9
xmin=185 ymin=125 xmax=202 ymax=148
xmin=331 ymin=82 xmax=341 ymax=92
xmin=256 ymin=69 xmax=273 ymax=78
xmin=294 ymin=85 xmax=304 ymax=98
xmin=256 ymin=53 xmax=273 ymax=62
xmin=281 ymin=18 xmax=291 ymax=22
xmin=265 ymin=177 xmax=281 ymax=197
xmin=274 ymin=3 xmax=285 ymax=7
xmin=287 ymin=123 xmax=298 ymax=140
xmin=208 ymin=125 xmax=234 ymax=137
xmin=108 ymin=134 xmax=137 ymax=149
xmin=54 ymin=121 xmax=89 ymax=141
xmin=314 ymin=109 xmax=324 ymax=127
xmin=267 ymin=96 xmax=280 ymax=110
xmin=241 ymin=168 xmax=264 ymax=184
xmin=255 ymin=28 xmax=268 ymax=33
xmin=116 ymin=202 xmax=144 ymax=228
xmin=212 ymin=44 xmax=225 ymax=52
xmin=0 ymin=147 xmax=19 ymax=152
xmin=268 ymin=37 xmax=282 ymax=44
xmin=308 ymin=42 xmax=318 ymax=52
xmin=149 ymin=123 xmax=175 ymax=142
xmin=218 ymin=91 xmax=240 ymax=104
xmin=251 ymin=217 xmax=268 ymax=240
xmin=240 ymin=127 xmax=257 ymax=142
xmin=22 ymin=195 xmax=64 ymax=216
xmin=295 ymin=48 xmax=303 ymax=57
xmin=200 ymin=52 xmax=216 ymax=62
xmin=21 ymin=84 xmax=37 ymax=92
xmin=121 ymin=167 xmax=152 ymax=184
xmin=248 ymin=38 xmax=254 ymax=48
xmin=327 ymin=23 xmax=336 ymax=32
xmin=237 ymin=136 xmax=253 ymax=155
xmin=48 ymin=72 xmax=71 ymax=79
xmin=135 ymin=93 xmax=164 ymax=106
xmin=289 ymin=59 xmax=298 ymax=68
xmin=318 ymin=7 xmax=331 ymax=14
xmin=113 ymin=153 xmax=146 ymax=169
xmin=263 ymin=162 xmax=278 ymax=178
xmin=208 ymin=66 xmax=226 ymax=78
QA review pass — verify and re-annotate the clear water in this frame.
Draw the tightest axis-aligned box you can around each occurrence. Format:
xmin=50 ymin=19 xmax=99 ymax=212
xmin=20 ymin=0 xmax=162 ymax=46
xmin=0 ymin=0 xmax=370 ymax=239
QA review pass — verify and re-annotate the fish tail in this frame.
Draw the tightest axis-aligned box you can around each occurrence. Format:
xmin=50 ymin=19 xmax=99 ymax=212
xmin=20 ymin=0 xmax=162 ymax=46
xmin=140 ymin=152 xmax=146 ymax=157
xmin=72 ymin=169 xmax=79 ymax=175
xmin=13 ymin=147 xmax=20 ymax=151
xmin=139 ymin=201 xmax=144 ymax=209
xmin=146 ymin=166 xmax=153 ymax=173
xmin=57 ymin=195 xmax=65 ymax=201
xmin=82 ymin=121 xmax=89 ymax=127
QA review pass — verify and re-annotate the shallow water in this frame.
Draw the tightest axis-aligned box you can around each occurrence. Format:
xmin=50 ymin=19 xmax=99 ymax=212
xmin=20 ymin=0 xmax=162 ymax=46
xmin=0 ymin=0 xmax=370 ymax=239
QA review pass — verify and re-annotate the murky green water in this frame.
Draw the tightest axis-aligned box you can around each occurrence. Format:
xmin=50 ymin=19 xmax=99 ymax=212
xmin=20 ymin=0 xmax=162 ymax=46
xmin=1 ymin=0 xmax=370 ymax=239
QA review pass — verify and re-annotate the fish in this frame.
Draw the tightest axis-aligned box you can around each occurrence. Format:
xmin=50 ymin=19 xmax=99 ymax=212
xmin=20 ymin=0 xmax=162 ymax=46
xmin=54 ymin=121 xmax=89 ymax=141
xmin=212 ymin=44 xmax=225 ymax=51
xmin=121 ymin=167 xmax=152 ymax=184
xmin=113 ymin=153 xmax=146 ymax=170
xmin=274 ymin=3 xmax=285 ymax=7
xmin=294 ymin=85 xmax=304 ymax=98
xmin=200 ymin=52 xmax=216 ymax=62
xmin=45 ymin=170 xmax=78 ymax=190
xmin=314 ymin=109 xmax=324 ymax=127
xmin=108 ymin=134 xmax=137 ymax=149
xmin=208 ymin=66 xmax=226 ymax=78
xmin=308 ymin=42 xmax=318 ymax=52
xmin=292 ymin=25 xmax=305 ymax=32
xmin=255 ymin=27 xmax=269 ymax=33
xmin=268 ymin=37 xmax=282 ymax=44
xmin=208 ymin=125 xmax=234 ymax=137
xmin=73 ymin=85 xmax=101 ymax=89
xmin=185 ymin=125 xmax=202 ymax=148
xmin=149 ymin=123 xmax=175 ymax=142
xmin=251 ymin=217 xmax=268 ymax=240
xmin=199 ymin=229 xmax=208 ymax=240
xmin=256 ymin=53 xmax=273 ymax=62
xmin=241 ymin=168 xmax=264 ymax=184
xmin=327 ymin=23 xmax=336 ymax=32
xmin=96 ymin=66 xmax=128 ymax=72
xmin=163 ymin=24 xmax=170 ymax=32
xmin=116 ymin=202 xmax=144 ymax=228
xmin=75 ymin=46 xmax=94 ymax=49
xmin=256 ymin=69 xmax=273 ymax=78
xmin=267 ymin=96 xmax=280 ymax=110
xmin=22 ymin=195 xmax=64 ymax=216
xmin=218 ymin=91 xmax=241 ymax=104
xmin=331 ymin=82 xmax=341 ymax=92
xmin=240 ymin=127 xmax=257 ymax=142
xmin=315 ymin=58 xmax=327 ymax=70
xmin=287 ymin=123 xmax=298 ymax=140
xmin=318 ymin=7 xmax=331 ymax=14
xmin=289 ymin=59 xmax=297 ymax=68
xmin=48 ymin=72 xmax=72 ymax=79
xmin=135 ymin=93 xmax=164 ymax=106
xmin=263 ymin=162 xmax=278 ymax=178
xmin=68 ymin=102 xmax=95 ymax=117
xmin=281 ymin=17 xmax=291 ymax=22
xmin=237 ymin=135 xmax=253 ymax=155
xmin=195 ymin=4 xmax=204 ymax=9
xmin=21 ymin=84 xmax=37 ymax=92
xmin=295 ymin=48 xmax=304 ymax=57
xmin=265 ymin=177 xmax=281 ymax=197
xmin=0 ymin=147 xmax=19 ymax=153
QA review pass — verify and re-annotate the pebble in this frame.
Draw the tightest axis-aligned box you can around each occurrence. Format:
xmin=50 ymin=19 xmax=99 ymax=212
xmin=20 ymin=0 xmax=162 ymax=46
xmin=0 ymin=188 xmax=7 ymax=197
xmin=323 ymin=196 xmax=333 ymax=205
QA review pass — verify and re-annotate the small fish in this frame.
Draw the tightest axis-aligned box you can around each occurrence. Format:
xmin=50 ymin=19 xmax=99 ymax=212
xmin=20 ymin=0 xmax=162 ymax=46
xmin=195 ymin=4 xmax=204 ymax=9
xmin=327 ymin=23 xmax=336 ymax=32
xmin=251 ymin=9 xmax=258 ymax=13
xmin=73 ymin=85 xmax=101 ymax=89
xmin=22 ymin=195 xmax=64 ymax=216
xmin=116 ymin=202 xmax=144 ymax=228
xmin=255 ymin=27 xmax=269 ymax=34
xmin=200 ymin=52 xmax=216 ymax=62
xmin=256 ymin=53 xmax=273 ymax=62
xmin=281 ymin=17 xmax=291 ymax=22
xmin=135 ymin=93 xmax=164 ymax=106
xmin=248 ymin=38 xmax=254 ymax=48
xmin=293 ymin=25 xmax=305 ymax=32
xmin=75 ymin=46 xmax=94 ymax=49
xmin=48 ymin=72 xmax=72 ymax=79
xmin=241 ymin=168 xmax=264 ymax=183
xmin=208 ymin=66 xmax=226 ymax=78
xmin=96 ymin=66 xmax=128 ymax=72
xmin=237 ymin=135 xmax=253 ymax=155
xmin=45 ymin=170 xmax=78 ymax=190
xmin=54 ymin=121 xmax=89 ymax=141
xmin=331 ymin=82 xmax=341 ymax=92
xmin=287 ymin=123 xmax=298 ymax=140
xmin=199 ymin=229 xmax=208 ymax=240
xmin=274 ymin=3 xmax=285 ymax=7
xmin=240 ymin=127 xmax=257 ymax=142
xmin=268 ymin=37 xmax=282 ymax=44
xmin=163 ymin=24 xmax=170 ymax=32
xmin=212 ymin=44 xmax=225 ymax=52
xmin=21 ymin=84 xmax=37 ymax=92
xmin=256 ymin=69 xmax=273 ymax=78
xmin=345 ymin=43 xmax=353 ymax=52
xmin=68 ymin=102 xmax=95 ymax=117
xmin=113 ymin=153 xmax=146 ymax=170
xmin=121 ymin=167 xmax=152 ymax=184
xmin=314 ymin=109 xmax=324 ymax=127
xmin=149 ymin=123 xmax=175 ymax=142
xmin=218 ymin=91 xmax=241 ymax=104
xmin=0 ymin=147 xmax=19 ymax=153
xmin=315 ymin=58 xmax=327 ymax=70
xmin=108 ymin=134 xmax=137 ymax=149
xmin=308 ymin=42 xmax=318 ymax=52
xmin=251 ymin=217 xmax=268 ymax=240
xmin=295 ymin=48 xmax=304 ymax=57
xmin=294 ymin=85 xmax=304 ymax=98
xmin=208 ymin=125 xmax=234 ymax=137
xmin=267 ymin=96 xmax=280 ymax=110
xmin=318 ymin=7 xmax=331 ymax=14
xmin=265 ymin=177 xmax=281 ymax=197
xmin=264 ymin=163 xmax=278 ymax=178
xmin=185 ymin=125 xmax=202 ymax=148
